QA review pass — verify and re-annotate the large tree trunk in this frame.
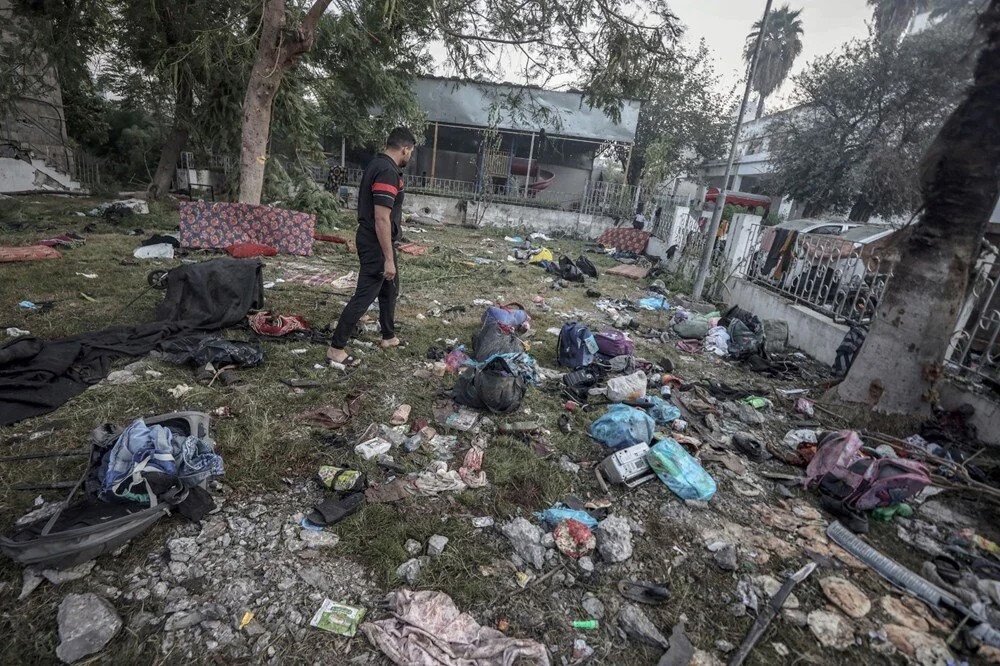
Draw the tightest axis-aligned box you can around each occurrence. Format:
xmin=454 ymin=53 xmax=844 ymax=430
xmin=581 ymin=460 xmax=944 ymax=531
xmin=847 ymin=195 xmax=873 ymax=222
xmin=238 ymin=0 xmax=333 ymax=205
xmin=835 ymin=0 xmax=1000 ymax=414
xmin=148 ymin=77 xmax=194 ymax=201
xmin=755 ymin=94 xmax=766 ymax=120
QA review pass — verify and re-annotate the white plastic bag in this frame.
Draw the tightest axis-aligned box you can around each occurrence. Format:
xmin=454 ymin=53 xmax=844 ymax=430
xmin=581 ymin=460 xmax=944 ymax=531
xmin=133 ymin=243 xmax=174 ymax=259
xmin=606 ymin=371 xmax=647 ymax=403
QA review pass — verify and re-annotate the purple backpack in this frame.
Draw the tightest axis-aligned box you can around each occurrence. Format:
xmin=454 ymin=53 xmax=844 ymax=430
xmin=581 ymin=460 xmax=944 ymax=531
xmin=807 ymin=430 xmax=930 ymax=510
xmin=594 ymin=329 xmax=634 ymax=357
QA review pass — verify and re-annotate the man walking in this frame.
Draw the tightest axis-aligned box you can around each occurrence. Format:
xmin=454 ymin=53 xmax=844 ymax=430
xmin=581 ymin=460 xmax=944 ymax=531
xmin=327 ymin=127 xmax=416 ymax=366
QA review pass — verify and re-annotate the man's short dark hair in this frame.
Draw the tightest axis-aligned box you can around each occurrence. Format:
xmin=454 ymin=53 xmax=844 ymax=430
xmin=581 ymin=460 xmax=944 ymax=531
xmin=387 ymin=126 xmax=416 ymax=149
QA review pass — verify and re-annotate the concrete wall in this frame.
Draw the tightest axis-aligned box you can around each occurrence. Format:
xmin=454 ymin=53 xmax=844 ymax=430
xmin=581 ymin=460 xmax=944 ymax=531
xmin=727 ymin=278 xmax=848 ymax=366
xmin=0 ymin=157 xmax=78 ymax=192
xmin=938 ymin=381 xmax=1000 ymax=446
xmin=346 ymin=187 xmax=618 ymax=238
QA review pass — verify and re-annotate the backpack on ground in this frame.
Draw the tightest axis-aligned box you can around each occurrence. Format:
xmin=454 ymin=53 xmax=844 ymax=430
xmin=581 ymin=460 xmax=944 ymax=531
xmin=557 ymin=322 xmax=599 ymax=369
xmin=453 ymin=357 xmax=527 ymax=414
xmin=576 ymin=255 xmax=598 ymax=278
xmin=594 ymin=329 xmax=634 ymax=357
xmin=727 ymin=319 xmax=764 ymax=359
xmin=472 ymin=322 xmax=524 ymax=362
xmin=0 ymin=411 xmax=214 ymax=570
xmin=807 ymin=430 xmax=931 ymax=510
xmin=559 ymin=256 xmax=585 ymax=283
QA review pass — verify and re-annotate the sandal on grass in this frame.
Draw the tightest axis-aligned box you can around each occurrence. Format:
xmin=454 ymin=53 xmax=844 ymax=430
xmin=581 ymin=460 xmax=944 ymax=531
xmin=618 ymin=580 xmax=671 ymax=605
xmin=306 ymin=492 xmax=365 ymax=527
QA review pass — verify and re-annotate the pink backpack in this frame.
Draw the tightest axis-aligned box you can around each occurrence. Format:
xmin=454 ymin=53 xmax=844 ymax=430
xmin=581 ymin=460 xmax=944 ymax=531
xmin=807 ymin=431 xmax=931 ymax=510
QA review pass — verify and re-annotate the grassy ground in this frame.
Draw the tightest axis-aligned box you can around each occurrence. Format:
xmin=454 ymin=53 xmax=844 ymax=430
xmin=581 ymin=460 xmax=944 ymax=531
xmin=1 ymin=195 xmax=987 ymax=665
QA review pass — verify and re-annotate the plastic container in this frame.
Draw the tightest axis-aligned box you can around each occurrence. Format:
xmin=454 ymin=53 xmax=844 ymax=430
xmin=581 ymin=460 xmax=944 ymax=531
xmin=646 ymin=437 xmax=717 ymax=501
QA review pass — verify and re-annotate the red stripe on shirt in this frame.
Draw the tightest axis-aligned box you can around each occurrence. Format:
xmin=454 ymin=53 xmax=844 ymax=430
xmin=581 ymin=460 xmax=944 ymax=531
xmin=372 ymin=182 xmax=398 ymax=196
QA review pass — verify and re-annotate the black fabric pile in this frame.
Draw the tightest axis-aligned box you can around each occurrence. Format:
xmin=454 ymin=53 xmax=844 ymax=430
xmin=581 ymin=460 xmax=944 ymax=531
xmin=0 ymin=258 xmax=264 ymax=426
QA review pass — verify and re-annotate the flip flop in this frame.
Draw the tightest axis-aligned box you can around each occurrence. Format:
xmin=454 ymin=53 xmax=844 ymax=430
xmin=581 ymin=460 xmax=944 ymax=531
xmin=306 ymin=492 xmax=365 ymax=526
xmin=329 ymin=355 xmax=362 ymax=369
xmin=618 ymin=580 xmax=670 ymax=605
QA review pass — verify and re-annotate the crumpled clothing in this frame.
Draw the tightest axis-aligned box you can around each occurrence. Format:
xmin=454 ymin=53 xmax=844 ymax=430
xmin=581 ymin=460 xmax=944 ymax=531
xmin=704 ymin=326 xmax=730 ymax=356
xmin=248 ymin=310 xmax=310 ymax=336
xmin=299 ymin=395 xmax=364 ymax=429
xmin=414 ymin=461 xmax=467 ymax=495
xmin=363 ymin=589 xmax=551 ymax=666
xmin=463 ymin=352 xmax=541 ymax=386
xmin=101 ymin=418 xmax=223 ymax=500
xmin=676 ymin=340 xmax=702 ymax=354
xmin=459 ymin=447 xmax=487 ymax=488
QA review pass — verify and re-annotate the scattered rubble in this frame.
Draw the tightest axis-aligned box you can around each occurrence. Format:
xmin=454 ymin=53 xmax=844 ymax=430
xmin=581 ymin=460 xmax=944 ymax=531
xmin=56 ymin=594 xmax=122 ymax=663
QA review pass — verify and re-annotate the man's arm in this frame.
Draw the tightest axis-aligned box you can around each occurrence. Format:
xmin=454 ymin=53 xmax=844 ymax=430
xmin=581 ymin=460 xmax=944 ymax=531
xmin=374 ymin=205 xmax=396 ymax=280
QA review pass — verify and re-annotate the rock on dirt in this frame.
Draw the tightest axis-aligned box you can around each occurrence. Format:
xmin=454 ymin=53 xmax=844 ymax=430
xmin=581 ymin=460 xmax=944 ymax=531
xmin=596 ymin=515 xmax=633 ymax=563
xmin=396 ymin=558 xmax=422 ymax=584
xmin=582 ymin=593 xmax=605 ymax=620
xmin=501 ymin=517 xmax=546 ymax=569
xmin=880 ymin=596 xmax=930 ymax=632
xmin=56 ymin=593 xmax=122 ymax=663
xmin=807 ymin=609 xmax=854 ymax=650
xmin=714 ymin=544 xmax=738 ymax=571
xmin=427 ymin=534 xmax=449 ymax=557
xmin=883 ymin=624 xmax=954 ymax=664
xmin=618 ymin=604 xmax=668 ymax=648
xmin=819 ymin=576 xmax=871 ymax=618
xmin=404 ymin=539 xmax=422 ymax=556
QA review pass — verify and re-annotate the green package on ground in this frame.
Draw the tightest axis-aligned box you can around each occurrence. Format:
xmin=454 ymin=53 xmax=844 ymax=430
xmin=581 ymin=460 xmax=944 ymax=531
xmin=739 ymin=396 xmax=770 ymax=409
xmin=317 ymin=466 xmax=364 ymax=493
xmin=309 ymin=599 xmax=366 ymax=636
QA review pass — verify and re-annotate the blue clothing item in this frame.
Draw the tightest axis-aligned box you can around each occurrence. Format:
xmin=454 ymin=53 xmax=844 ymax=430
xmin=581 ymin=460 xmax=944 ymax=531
xmin=102 ymin=419 xmax=223 ymax=501
xmin=638 ymin=294 xmax=670 ymax=311
xmin=534 ymin=503 xmax=598 ymax=528
xmin=463 ymin=352 xmax=541 ymax=386
xmin=588 ymin=404 xmax=656 ymax=450
xmin=103 ymin=420 xmax=177 ymax=498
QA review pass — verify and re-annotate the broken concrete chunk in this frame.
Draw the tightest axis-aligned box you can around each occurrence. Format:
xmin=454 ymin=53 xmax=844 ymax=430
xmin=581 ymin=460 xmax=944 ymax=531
xmin=56 ymin=593 xmax=122 ymax=663
xmin=404 ymin=539 xmax=423 ymax=556
xmin=807 ymin=609 xmax=854 ymax=650
xmin=880 ymin=596 xmax=930 ymax=632
xmin=714 ymin=544 xmax=738 ymax=571
xmin=582 ymin=593 xmax=605 ymax=619
xmin=819 ymin=576 xmax=871 ymax=618
xmin=167 ymin=536 xmax=199 ymax=563
xmin=396 ymin=558 xmax=422 ymax=585
xmin=618 ymin=604 xmax=669 ymax=648
xmin=883 ymin=623 xmax=954 ymax=664
xmin=596 ymin=515 xmax=633 ymax=563
xmin=501 ymin=517 xmax=546 ymax=570
xmin=427 ymin=534 xmax=449 ymax=557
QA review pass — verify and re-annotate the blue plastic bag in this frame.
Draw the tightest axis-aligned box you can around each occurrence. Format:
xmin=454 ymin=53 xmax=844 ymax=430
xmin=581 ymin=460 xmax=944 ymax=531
xmin=647 ymin=438 xmax=716 ymax=501
xmin=534 ymin=503 xmax=598 ymax=528
xmin=638 ymin=295 xmax=670 ymax=311
xmin=588 ymin=404 xmax=655 ymax=450
xmin=635 ymin=396 xmax=681 ymax=425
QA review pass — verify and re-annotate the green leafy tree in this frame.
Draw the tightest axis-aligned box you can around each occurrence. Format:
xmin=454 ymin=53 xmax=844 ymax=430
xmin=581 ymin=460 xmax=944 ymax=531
xmin=617 ymin=40 xmax=735 ymax=188
xmin=237 ymin=0 xmax=684 ymax=204
xmin=868 ymin=0 xmax=984 ymax=43
xmin=744 ymin=5 xmax=804 ymax=120
xmin=835 ymin=0 xmax=1000 ymax=414
xmin=765 ymin=23 xmax=974 ymax=220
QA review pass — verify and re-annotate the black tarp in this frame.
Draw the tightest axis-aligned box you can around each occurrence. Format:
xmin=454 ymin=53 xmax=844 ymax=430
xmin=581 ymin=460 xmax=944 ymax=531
xmin=0 ymin=258 xmax=263 ymax=426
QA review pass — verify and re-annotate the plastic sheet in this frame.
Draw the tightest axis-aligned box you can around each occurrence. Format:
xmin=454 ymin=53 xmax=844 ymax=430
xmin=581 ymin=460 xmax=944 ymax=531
xmin=589 ymin=404 xmax=656 ymax=450
xmin=647 ymin=438 xmax=716 ymax=501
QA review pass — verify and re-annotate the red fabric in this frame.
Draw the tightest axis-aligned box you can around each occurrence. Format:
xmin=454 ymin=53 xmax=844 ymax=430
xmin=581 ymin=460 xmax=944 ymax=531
xmin=595 ymin=228 xmax=651 ymax=254
xmin=248 ymin=311 xmax=310 ymax=336
xmin=0 ymin=246 xmax=62 ymax=262
xmin=372 ymin=182 xmax=399 ymax=196
xmin=226 ymin=242 xmax=278 ymax=258
xmin=606 ymin=264 xmax=649 ymax=280
xmin=180 ymin=201 xmax=315 ymax=256
xmin=314 ymin=234 xmax=350 ymax=244
xmin=398 ymin=242 xmax=429 ymax=256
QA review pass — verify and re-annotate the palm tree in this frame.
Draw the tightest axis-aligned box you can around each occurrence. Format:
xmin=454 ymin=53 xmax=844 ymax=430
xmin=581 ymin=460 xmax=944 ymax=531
xmin=744 ymin=5 xmax=804 ymax=119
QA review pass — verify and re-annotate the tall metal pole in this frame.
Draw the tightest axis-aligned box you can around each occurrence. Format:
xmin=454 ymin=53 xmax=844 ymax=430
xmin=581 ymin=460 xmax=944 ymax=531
xmin=524 ymin=131 xmax=536 ymax=198
xmin=692 ymin=0 xmax=773 ymax=301
xmin=340 ymin=136 xmax=346 ymax=168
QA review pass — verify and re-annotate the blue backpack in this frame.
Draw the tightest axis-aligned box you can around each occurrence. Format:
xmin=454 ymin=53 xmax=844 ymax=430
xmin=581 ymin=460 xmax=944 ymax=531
xmin=557 ymin=322 xmax=599 ymax=368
